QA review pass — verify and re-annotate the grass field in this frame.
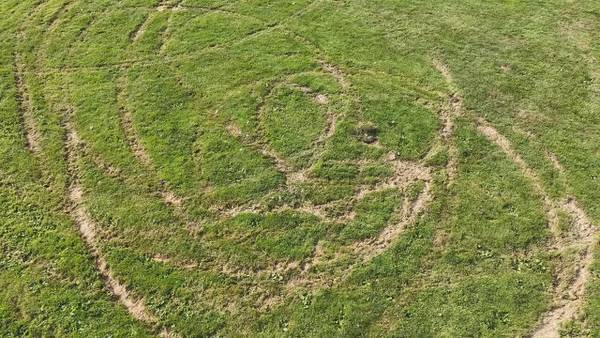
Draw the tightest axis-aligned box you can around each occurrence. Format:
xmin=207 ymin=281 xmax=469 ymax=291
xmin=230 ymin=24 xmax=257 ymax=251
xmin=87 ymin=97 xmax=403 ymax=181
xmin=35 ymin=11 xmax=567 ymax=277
xmin=1 ymin=0 xmax=599 ymax=337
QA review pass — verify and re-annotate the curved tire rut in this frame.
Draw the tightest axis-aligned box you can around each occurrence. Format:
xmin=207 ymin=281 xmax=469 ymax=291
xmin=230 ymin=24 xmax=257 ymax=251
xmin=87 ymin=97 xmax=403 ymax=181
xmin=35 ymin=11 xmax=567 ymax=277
xmin=63 ymin=111 xmax=178 ymax=337
xmin=421 ymin=59 xmax=598 ymax=338
xmin=476 ymin=118 xmax=597 ymax=338
xmin=116 ymin=72 xmax=202 ymax=236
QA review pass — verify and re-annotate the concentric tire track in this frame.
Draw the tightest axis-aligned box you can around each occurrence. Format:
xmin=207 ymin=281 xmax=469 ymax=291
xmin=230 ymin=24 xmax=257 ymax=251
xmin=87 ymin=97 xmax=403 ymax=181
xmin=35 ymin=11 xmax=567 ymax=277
xmin=63 ymin=108 xmax=179 ymax=338
xmin=116 ymin=70 xmax=202 ymax=236
xmin=211 ymin=33 xmax=440 ymax=308
xmin=477 ymin=118 xmax=597 ymax=338
xmin=10 ymin=6 xmax=181 ymax=333
xmin=23 ymin=4 xmax=527 ymax=334
xmin=427 ymin=60 xmax=598 ymax=337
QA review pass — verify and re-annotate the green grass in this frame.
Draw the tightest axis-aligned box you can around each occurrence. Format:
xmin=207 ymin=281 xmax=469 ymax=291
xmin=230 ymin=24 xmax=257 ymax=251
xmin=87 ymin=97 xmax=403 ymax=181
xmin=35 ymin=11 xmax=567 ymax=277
xmin=2 ymin=0 xmax=599 ymax=336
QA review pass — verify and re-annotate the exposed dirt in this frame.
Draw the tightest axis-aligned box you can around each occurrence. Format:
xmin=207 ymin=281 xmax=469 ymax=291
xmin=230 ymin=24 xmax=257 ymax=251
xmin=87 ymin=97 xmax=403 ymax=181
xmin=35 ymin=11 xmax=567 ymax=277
xmin=225 ymin=122 xmax=243 ymax=138
xmin=432 ymin=59 xmax=462 ymax=187
xmin=320 ymin=62 xmax=351 ymax=89
xmin=220 ymin=59 xmax=435 ymax=301
xmin=432 ymin=58 xmax=455 ymax=86
xmin=161 ymin=190 xmax=183 ymax=207
xmin=152 ymin=255 xmax=198 ymax=270
xmin=315 ymin=93 xmax=329 ymax=104
xmin=159 ymin=13 xmax=174 ymax=53
xmin=116 ymin=74 xmax=198 ymax=234
xmin=280 ymin=175 xmax=433 ymax=295
xmin=251 ymin=83 xmax=297 ymax=177
xmin=240 ymin=60 xmax=352 ymax=190
xmin=477 ymin=118 xmax=561 ymax=234
xmin=532 ymin=199 xmax=596 ymax=338
xmin=355 ymin=156 xmax=431 ymax=200
xmin=13 ymin=53 xmax=41 ymax=153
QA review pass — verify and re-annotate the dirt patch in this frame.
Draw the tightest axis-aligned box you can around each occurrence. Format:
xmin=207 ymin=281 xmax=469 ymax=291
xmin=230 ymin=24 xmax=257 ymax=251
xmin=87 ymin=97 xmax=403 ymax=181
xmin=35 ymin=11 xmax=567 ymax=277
xmin=355 ymin=157 xmax=431 ymax=201
xmin=161 ymin=190 xmax=183 ymax=207
xmin=220 ymin=203 xmax=264 ymax=218
xmin=432 ymin=58 xmax=455 ymax=86
xmin=13 ymin=53 xmax=41 ymax=153
xmin=315 ymin=94 xmax=329 ymax=105
xmin=286 ymin=170 xmax=307 ymax=184
xmin=152 ymin=255 xmax=198 ymax=270
xmin=563 ymin=199 xmax=596 ymax=243
xmin=225 ymin=122 xmax=243 ymax=138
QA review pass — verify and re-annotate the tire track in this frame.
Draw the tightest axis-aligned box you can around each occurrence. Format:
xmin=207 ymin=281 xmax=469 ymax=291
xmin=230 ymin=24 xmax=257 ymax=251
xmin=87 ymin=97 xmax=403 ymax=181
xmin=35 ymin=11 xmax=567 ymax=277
xmin=13 ymin=52 xmax=41 ymax=153
xmin=130 ymin=11 xmax=152 ymax=43
xmin=248 ymin=60 xmax=352 ymax=186
xmin=116 ymin=72 xmax=203 ymax=236
xmin=477 ymin=118 xmax=561 ymax=235
xmin=47 ymin=0 xmax=77 ymax=33
xmin=353 ymin=179 xmax=432 ymax=261
xmin=400 ymin=59 xmax=597 ymax=337
xmin=432 ymin=58 xmax=461 ymax=187
xmin=274 ymin=174 xmax=433 ymax=305
xmin=62 ymin=110 xmax=178 ymax=337
xmin=131 ymin=0 xmax=171 ymax=43
xmin=222 ymin=39 xmax=435 ymax=301
xmin=158 ymin=0 xmax=183 ymax=55
xmin=223 ymin=62 xmax=353 ymax=216
xmin=476 ymin=118 xmax=597 ymax=338
xmin=532 ymin=197 xmax=596 ymax=338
